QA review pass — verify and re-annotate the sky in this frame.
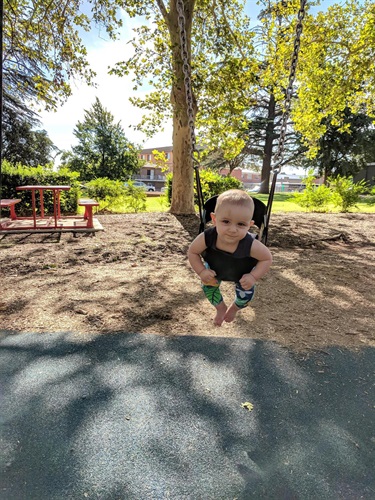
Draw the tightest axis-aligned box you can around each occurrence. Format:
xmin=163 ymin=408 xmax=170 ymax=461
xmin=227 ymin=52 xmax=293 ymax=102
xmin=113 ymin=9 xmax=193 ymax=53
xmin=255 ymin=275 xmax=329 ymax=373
xmin=39 ymin=1 xmax=336 ymax=161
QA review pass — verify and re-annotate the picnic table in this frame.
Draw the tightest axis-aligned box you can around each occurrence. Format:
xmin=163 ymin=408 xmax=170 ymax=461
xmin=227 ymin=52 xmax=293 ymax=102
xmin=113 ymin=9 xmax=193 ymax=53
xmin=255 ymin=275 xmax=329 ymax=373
xmin=0 ymin=199 xmax=21 ymax=220
xmin=15 ymin=185 xmax=71 ymax=230
xmin=0 ymin=187 xmax=102 ymax=234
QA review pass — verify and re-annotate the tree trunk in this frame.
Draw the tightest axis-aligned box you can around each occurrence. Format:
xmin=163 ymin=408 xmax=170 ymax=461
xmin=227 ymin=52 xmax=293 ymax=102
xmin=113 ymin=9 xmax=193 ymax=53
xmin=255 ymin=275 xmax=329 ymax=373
xmin=260 ymin=93 xmax=276 ymax=195
xmin=168 ymin=0 xmax=196 ymax=214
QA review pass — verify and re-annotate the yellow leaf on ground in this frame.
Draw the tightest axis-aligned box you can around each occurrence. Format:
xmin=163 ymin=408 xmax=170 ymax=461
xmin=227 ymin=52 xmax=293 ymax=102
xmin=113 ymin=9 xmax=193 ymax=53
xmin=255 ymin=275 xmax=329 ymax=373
xmin=241 ymin=402 xmax=254 ymax=411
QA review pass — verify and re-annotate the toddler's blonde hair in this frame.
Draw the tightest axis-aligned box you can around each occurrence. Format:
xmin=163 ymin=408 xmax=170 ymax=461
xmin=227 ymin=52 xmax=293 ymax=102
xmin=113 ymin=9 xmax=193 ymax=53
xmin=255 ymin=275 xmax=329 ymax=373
xmin=215 ymin=189 xmax=254 ymax=217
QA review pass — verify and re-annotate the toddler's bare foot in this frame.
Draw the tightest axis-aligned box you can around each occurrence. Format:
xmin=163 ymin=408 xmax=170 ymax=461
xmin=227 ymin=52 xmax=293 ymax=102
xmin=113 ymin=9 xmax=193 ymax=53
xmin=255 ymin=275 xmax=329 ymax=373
xmin=214 ymin=302 xmax=227 ymax=326
xmin=224 ymin=303 xmax=240 ymax=323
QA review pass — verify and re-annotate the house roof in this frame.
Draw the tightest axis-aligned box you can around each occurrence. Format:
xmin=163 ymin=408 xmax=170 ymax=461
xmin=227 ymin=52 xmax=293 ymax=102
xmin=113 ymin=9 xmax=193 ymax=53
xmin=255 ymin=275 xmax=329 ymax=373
xmin=140 ymin=146 xmax=173 ymax=154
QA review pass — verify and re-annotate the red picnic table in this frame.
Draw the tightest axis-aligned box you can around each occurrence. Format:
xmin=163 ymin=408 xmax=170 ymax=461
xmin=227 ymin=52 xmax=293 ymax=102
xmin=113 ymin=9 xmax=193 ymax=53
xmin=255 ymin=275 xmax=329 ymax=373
xmin=0 ymin=187 xmax=101 ymax=234
xmin=15 ymin=185 xmax=71 ymax=230
xmin=0 ymin=199 xmax=21 ymax=220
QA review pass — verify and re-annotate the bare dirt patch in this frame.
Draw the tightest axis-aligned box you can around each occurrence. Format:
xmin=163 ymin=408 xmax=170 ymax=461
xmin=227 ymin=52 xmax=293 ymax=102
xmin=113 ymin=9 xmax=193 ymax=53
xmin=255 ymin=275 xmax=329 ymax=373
xmin=1 ymin=211 xmax=374 ymax=351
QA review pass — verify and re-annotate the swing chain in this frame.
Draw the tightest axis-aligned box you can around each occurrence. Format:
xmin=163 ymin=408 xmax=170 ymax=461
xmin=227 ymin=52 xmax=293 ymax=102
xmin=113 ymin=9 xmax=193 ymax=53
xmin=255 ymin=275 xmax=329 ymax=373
xmin=272 ymin=0 xmax=307 ymax=173
xmin=176 ymin=0 xmax=199 ymax=165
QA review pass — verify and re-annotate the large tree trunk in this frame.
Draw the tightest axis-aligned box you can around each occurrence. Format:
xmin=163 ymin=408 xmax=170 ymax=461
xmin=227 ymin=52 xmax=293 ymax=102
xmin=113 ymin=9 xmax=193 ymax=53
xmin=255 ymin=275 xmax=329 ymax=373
xmin=260 ymin=93 xmax=276 ymax=195
xmin=168 ymin=0 xmax=196 ymax=214
xmin=169 ymin=86 xmax=195 ymax=214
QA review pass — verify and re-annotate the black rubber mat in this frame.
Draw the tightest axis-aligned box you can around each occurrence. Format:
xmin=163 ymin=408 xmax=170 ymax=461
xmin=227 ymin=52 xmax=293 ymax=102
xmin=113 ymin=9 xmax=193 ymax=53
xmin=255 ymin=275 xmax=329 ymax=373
xmin=1 ymin=331 xmax=374 ymax=499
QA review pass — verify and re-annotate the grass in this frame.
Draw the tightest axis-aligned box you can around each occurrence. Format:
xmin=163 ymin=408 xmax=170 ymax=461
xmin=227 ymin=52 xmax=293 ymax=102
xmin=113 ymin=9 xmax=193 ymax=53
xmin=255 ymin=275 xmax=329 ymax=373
xmin=250 ymin=193 xmax=375 ymax=213
xmin=158 ymin=192 xmax=375 ymax=214
xmin=89 ymin=192 xmax=375 ymax=214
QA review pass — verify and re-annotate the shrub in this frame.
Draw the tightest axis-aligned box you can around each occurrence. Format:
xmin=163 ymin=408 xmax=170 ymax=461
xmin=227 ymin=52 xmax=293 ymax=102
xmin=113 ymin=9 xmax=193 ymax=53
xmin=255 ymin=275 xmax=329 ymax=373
xmin=123 ymin=181 xmax=147 ymax=212
xmin=162 ymin=169 xmax=242 ymax=206
xmin=328 ymin=175 xmax=368 ymax=212
xmin=163 ymin=173 xmax=173 ymax=205
xmin=196 ymin=169 xmax=242 ymax=203
xmin=84 ymin=177 xmax=128 ymax=212
xmin=293 ymin=170 xmax=331 ymax=212
xmin=1 ymin=160 xmax=81 ymax=215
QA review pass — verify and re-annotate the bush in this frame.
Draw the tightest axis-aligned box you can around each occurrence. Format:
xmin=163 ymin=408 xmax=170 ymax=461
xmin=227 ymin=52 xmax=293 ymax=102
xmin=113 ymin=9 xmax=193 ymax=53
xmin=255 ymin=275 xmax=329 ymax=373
xmin=164 ymin=169 xmax=243 ymax=205
xmin=1 ymin=160 xmax=81 ymax=215
xmin=84 ymin=178 xmax=128 ymax=211
xmin=163 ymin=173 xmax=173 ymax=205
xmin=293 ymin=170 xmax=331 ymax=212
xmin=196 ymin=169 xmax=242 ymax=203
xmin=328 ymin=175 xmax=368 ymax=212
xmin=123 ymin=181 xmax=147 ymax=213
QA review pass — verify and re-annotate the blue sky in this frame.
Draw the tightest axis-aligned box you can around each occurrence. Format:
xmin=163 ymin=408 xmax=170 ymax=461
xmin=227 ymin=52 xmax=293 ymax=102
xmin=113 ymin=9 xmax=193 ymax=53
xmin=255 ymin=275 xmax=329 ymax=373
xmin=39 ymin=0 xmax=338 ymax=158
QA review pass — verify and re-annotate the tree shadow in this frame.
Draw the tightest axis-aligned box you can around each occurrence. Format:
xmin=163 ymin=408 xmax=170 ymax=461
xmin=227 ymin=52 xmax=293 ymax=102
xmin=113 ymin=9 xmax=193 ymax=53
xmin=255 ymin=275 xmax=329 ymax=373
xmin=1 ymin=331 xmax=374 ymax=499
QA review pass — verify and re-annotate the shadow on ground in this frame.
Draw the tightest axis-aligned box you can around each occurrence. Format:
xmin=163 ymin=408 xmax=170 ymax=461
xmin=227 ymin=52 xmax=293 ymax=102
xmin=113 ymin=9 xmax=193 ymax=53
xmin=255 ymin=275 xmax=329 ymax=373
xmin=1 ymin=331 xmax=374 ymax=499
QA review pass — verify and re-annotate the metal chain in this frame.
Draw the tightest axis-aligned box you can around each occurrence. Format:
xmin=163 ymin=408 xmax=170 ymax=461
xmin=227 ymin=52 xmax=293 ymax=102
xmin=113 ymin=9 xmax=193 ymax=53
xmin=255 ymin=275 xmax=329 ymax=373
xmin=176 ymin=0 xmax=198 ymax=165
xmin=273 ymin=0 xmax=307 ymax=173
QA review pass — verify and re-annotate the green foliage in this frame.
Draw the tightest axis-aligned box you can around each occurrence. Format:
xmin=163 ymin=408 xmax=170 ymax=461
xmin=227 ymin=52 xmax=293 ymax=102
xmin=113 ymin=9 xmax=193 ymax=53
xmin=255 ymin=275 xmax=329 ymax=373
xmin=196 ymin=169 xmax=242 ymax=203
xmin=64 ymin=98 xmax=141 ymax=182
xmin=1 ymin=161 xmax=80 ymax=215
xmin=4 ymin=0 xmax=123 ymax=112
xmin=294 ymin=1 xmax=375 ymax=154
xmin=299 ymin=109 xmax=375 ymax=179
xmin=163 ymin=170 xmax=242 ymax=205
xmin=328 ymin=175 xmax=368 ymax=213
xmin=294 ymin=170 xmax=370 ymax=213
xmin=84 ymin=178 xmax=127 ymax=212
xmin=110 ymin=0 xmax=258 ymax=146
xmin=163 ymin=174 xmax=173 ymax=204
xmin=2 ymin=107 xmax=57 ymax=166
xmin=82 ymin=178 xmax=148 ymax=213
xmin=123 ymin=182 xmax=147 ymax=213
xmin=293 ymin=170 xmax=332 ymax=212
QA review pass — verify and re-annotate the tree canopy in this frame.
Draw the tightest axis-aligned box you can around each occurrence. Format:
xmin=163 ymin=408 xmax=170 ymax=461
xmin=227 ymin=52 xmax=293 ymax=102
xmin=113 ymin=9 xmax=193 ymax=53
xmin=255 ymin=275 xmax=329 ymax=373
xmin=110 ymin=0 xmax=375 ymax=206
xmin=300 ymin=108 xmax=375 ymax=180
xmin=3 ymin=0 xmax=123 ymax=112
xmin=62 ymin=97 xmax=141 ymax=181
xmin=2 ymin=106 xmax=57 ymax=166
xmin=293 ymin=0 xmax=375 ymax=155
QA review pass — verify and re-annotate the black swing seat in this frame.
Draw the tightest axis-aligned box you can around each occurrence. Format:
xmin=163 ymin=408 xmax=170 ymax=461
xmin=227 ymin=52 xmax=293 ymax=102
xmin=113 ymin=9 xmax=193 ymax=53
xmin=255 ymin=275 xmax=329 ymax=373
xmin=199 ymin=195 xmax=267 ymax=282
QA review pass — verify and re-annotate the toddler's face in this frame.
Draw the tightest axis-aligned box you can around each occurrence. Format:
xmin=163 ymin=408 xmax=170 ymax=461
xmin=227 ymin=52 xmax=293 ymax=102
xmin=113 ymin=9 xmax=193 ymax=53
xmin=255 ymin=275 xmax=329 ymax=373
xmin=211 ymin=204 xmax=254 ymax=244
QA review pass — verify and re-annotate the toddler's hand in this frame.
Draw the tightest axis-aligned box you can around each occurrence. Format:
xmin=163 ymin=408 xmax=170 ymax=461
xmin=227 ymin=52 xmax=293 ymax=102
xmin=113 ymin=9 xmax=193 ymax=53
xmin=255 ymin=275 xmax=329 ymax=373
xmin=199 ymin=269 xmax=218 ymax=286
xmin=239 ymin=273 xmax=256 ymax=290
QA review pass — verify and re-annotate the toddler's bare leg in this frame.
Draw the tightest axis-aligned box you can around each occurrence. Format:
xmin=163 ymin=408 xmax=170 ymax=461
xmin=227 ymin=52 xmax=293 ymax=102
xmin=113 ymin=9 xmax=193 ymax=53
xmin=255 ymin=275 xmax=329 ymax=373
xmin=202 ymin=281 xmax=227 ymax=326
xmin=224 ymin=282 xmax=255 ymax=322
xmin=224 ymin=302 xmax=241 ymax=323
xmin=214 ymin=301 xmax=228 ymax=326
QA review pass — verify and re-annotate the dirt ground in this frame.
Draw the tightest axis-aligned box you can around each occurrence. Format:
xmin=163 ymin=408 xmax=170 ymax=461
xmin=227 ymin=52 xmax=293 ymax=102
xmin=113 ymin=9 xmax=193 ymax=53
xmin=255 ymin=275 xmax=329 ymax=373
xmin=0 ymin=211 xmax=374 ymax=351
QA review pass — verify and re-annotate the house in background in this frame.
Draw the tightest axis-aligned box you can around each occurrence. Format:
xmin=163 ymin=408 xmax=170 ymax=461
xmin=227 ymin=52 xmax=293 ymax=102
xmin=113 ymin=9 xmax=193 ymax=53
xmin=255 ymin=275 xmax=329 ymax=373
xmin=354 ymin=163 xmax=375 ymax=186
xmin=134 ymin=146 xmax=173 ymax=190
xmin=219 ymin=168 xmax=261 ymax=188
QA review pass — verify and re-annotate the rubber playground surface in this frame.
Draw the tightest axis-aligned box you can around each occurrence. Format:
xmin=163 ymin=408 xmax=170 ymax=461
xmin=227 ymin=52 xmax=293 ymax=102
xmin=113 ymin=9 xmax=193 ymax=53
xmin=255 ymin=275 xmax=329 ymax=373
xmin=1 ymin=330 xmax=374 ymax=499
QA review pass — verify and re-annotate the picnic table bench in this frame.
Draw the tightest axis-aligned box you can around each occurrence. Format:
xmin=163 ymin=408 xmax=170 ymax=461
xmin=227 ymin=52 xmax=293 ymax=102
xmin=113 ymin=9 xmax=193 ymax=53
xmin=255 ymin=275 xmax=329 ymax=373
xmin=78 ymin=198 xmax=99 ymax=229
xmin=0 ymin=199 xmax=21 ymax=220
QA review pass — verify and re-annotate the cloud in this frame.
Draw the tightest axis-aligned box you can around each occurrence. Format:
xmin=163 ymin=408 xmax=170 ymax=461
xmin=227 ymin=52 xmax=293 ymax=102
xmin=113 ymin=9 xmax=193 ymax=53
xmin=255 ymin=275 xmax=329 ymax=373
xmin=39 ymin=25 xmax=173 ymax=154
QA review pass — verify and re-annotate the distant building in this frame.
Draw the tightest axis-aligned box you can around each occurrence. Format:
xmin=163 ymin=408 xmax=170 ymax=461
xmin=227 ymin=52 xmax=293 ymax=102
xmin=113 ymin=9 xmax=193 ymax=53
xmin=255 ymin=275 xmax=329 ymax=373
xmin=219 ymin=167 xmax=261 ymax=187
xmin=354 ymin=163 xmax=375 ymax=186
xmin=135 ymin=146 xmax=173 ymax=190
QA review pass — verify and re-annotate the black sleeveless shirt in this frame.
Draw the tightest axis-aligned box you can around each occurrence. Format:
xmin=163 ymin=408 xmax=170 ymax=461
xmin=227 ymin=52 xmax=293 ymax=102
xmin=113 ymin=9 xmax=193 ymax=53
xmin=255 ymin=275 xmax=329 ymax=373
xmin=201 ymin=227 xmax=258 ymax=282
